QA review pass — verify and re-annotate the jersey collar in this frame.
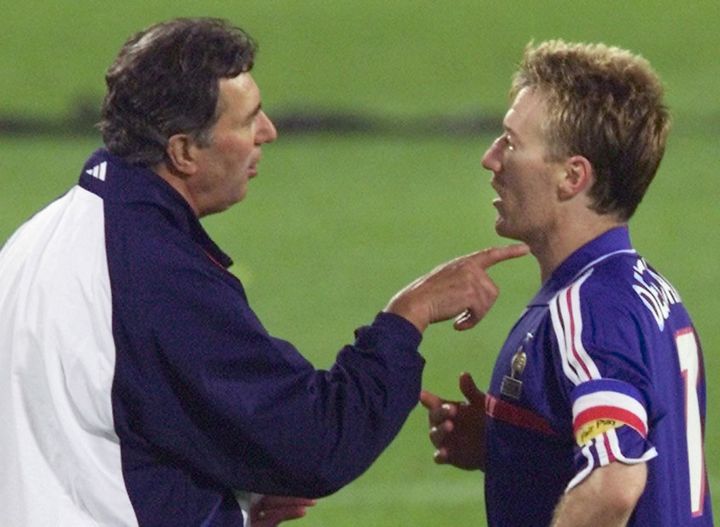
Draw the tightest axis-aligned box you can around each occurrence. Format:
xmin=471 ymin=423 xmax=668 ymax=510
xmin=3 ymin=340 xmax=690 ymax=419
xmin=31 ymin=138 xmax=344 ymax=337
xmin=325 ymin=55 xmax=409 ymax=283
xmin=528 ymin=226 xmax=636 ymax=306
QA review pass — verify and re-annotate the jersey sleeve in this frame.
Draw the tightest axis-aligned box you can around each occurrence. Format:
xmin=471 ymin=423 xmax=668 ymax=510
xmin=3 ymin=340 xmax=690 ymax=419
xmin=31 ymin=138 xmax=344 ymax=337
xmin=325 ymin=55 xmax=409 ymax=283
xmin=566 ymin=378 xmax=657 ymax=489
xmin=548 ymin=271 xmax=659 ymax=491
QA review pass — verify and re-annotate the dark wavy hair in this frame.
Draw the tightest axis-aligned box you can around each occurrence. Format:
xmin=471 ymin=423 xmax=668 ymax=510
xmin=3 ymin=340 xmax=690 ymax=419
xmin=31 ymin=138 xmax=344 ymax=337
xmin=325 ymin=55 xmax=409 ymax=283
xmin=99 ymin=18 xmax=256 ymax=166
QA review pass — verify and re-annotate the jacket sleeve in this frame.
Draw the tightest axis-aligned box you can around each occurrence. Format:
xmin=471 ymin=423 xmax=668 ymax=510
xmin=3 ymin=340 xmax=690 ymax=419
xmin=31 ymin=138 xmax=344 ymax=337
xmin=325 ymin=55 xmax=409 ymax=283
xmin=109 ymin=234 xmax=424 ymax=498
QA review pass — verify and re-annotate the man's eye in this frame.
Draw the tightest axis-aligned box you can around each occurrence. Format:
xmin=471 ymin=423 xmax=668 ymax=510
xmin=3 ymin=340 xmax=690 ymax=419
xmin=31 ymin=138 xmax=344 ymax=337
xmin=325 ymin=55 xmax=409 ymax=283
xmin=503 ymin=135 xmax=515 ymax=151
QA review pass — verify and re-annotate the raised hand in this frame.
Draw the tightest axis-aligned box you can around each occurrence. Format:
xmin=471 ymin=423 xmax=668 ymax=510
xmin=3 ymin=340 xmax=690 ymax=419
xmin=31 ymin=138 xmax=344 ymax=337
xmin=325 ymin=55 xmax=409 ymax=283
xmin=419 ymin=372 xmax=487 ymax=471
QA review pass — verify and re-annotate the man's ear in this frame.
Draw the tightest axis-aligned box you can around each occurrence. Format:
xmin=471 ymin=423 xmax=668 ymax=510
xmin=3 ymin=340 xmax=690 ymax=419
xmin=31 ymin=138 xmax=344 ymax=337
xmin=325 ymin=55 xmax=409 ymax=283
xmin=558 ymin=155 xmax=593 ymax=200
xmin=165 ymin=134 xmax=200 ymax=176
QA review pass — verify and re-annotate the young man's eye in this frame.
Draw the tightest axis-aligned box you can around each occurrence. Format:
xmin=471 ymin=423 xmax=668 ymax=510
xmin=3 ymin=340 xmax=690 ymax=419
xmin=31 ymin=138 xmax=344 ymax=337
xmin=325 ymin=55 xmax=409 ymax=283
xmin=504 ymin=135 xmax=515 ymax=151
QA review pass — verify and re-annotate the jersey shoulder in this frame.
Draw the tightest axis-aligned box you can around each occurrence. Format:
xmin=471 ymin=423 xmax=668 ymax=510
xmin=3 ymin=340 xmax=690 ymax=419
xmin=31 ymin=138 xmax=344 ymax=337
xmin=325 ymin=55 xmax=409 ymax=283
xmin=578 ymin=253 xmax=687 ymax=333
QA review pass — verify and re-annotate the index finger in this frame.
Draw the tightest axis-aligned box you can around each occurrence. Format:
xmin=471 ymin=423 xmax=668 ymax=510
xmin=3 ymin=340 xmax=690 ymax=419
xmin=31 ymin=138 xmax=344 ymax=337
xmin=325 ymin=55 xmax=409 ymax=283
xmin=472 ymin=243 xmax=530 ymax=270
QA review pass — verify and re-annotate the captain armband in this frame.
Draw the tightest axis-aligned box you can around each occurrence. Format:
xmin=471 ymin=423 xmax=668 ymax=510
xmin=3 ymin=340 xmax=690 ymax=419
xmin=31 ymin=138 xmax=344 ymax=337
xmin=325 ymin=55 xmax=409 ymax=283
xmin=575 ymin=418 xmax=624 ymax=446
xmin=571 ymin=379 xmax=649 ymax=447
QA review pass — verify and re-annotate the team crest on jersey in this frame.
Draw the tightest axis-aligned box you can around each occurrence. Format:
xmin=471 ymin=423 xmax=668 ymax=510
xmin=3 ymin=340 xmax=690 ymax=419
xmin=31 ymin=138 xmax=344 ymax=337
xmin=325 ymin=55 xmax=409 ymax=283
xmin=500 ymin=333 xmax=532 ymax=399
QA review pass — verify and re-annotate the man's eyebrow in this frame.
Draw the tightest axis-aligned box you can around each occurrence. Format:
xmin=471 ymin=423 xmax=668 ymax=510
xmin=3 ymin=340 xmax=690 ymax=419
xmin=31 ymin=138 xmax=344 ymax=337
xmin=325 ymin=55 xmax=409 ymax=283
xmin=248 ymin=102 xmax=262 ymax=118
xmin=239 ymin=101 xmax=262 ymax=122
xmin=502 ymin=123 xmax=523 ymax=143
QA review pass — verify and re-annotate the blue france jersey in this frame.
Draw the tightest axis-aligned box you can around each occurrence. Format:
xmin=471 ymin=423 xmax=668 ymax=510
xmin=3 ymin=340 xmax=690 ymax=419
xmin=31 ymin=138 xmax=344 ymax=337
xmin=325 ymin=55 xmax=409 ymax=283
xmin=484 ymin=227 xmax=712 ymax=526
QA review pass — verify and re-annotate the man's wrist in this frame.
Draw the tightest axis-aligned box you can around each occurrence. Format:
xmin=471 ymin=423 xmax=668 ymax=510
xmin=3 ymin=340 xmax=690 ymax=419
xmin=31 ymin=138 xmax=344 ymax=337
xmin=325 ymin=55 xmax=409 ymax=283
xmin=383 ymin=301 xmax=428 ymax=333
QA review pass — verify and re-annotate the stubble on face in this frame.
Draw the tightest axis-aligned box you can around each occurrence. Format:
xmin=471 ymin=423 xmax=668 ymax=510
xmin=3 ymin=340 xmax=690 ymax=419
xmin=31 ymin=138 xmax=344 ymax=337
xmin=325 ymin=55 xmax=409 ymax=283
xmin=193 ymin=74 xmax=263 ymax=216
xmin=488 ymin=88 xmax=564 ymax=246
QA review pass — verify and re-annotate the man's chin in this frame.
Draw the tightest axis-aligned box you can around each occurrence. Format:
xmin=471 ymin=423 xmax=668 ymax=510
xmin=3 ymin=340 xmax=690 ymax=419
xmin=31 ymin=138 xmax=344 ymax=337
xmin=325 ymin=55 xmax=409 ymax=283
xmin=198 ymin=194 xmax=245 ymax=218
xmin=494 ymin=219 xmax=522 ymax=241
xmin=494 ymin=218 xmax=510 ymax=237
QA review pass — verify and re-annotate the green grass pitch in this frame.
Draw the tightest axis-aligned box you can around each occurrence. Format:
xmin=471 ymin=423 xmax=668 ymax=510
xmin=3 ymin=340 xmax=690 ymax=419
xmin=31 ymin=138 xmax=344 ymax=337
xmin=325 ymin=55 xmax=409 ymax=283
xmin=1 ymin=1 xmax=718 ymax=525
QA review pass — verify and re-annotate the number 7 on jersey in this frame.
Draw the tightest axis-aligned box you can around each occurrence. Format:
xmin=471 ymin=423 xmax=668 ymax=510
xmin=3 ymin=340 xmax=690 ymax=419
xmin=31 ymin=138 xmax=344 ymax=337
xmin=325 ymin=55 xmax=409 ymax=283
xmin=675 ymin=328 xmax=706 ymax=517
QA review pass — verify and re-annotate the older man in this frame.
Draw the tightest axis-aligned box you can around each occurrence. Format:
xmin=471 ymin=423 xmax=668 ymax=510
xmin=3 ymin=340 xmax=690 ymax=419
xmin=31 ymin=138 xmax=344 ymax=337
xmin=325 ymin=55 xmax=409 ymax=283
xmin=0 ymin=17 xmax=526 ymax=526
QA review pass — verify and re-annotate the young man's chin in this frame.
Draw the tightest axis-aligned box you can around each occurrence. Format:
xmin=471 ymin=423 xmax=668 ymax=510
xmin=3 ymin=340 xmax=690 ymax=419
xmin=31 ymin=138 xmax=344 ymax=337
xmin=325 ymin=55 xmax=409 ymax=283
xmin=494 ymin=219 xmax=514 ymax=239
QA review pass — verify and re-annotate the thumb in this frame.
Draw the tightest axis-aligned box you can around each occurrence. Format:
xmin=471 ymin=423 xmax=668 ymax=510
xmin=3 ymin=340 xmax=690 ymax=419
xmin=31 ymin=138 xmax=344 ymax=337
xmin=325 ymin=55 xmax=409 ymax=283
xmin=458 ymin=372 xmax=484 ymax=406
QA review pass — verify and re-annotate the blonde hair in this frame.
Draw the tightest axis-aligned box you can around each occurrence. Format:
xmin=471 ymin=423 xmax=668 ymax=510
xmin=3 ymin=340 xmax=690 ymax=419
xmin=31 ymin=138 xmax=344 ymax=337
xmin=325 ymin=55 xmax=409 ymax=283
xmin=511 ymin=40 xmax=670 ymax=221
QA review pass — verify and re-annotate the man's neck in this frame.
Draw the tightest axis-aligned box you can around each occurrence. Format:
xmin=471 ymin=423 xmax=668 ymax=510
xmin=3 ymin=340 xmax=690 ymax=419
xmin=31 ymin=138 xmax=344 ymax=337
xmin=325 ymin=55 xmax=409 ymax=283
xmin=532 ymin=215 xmax=623 ymax=283
xmin=153 ymin=162 xmax=201 ymax=217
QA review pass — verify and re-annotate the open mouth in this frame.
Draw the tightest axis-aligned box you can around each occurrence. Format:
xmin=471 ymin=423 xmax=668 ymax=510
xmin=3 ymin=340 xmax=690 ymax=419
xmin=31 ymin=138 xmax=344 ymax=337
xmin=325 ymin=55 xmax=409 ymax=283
xmin=248 ymin=159 xmax=260 ymax=177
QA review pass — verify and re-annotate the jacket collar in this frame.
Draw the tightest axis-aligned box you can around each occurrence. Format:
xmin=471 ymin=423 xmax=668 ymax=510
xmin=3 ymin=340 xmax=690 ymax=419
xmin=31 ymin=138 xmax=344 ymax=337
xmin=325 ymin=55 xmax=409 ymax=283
xmin=78 ymin=148 xmax=234 ymax=268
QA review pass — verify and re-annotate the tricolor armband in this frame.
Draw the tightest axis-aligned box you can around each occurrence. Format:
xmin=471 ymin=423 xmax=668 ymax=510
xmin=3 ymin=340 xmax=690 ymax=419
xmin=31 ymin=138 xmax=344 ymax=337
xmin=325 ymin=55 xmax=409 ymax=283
xmin=571 ymin=378 xmax=648 ymax=447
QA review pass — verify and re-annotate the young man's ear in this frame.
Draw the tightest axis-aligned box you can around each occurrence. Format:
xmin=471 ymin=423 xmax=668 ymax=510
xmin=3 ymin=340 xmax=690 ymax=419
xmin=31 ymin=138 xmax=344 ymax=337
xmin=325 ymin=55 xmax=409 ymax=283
xmin=558 ymin=155 xmax=593 ymax=200
xmin=165 ymin=134 xmax=199 ymax=176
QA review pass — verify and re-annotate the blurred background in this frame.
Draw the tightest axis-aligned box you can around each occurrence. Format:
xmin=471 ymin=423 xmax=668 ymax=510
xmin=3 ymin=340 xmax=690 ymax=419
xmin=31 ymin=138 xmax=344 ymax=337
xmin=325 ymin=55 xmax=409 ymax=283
xmin=2 ymin=1 xmax=718 ymax=525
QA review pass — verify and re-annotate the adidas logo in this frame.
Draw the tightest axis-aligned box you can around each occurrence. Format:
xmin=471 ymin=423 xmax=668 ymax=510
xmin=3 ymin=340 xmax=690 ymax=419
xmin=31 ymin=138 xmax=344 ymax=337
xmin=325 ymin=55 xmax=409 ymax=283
xmin=85 ymin=161 xmax=107 ymax=181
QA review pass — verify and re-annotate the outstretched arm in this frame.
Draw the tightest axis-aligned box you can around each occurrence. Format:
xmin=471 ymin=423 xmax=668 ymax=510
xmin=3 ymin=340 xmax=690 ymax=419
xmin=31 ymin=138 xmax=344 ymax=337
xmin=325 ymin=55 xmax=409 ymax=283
xmin=125 ymin=240 xmax=527 ymax=499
